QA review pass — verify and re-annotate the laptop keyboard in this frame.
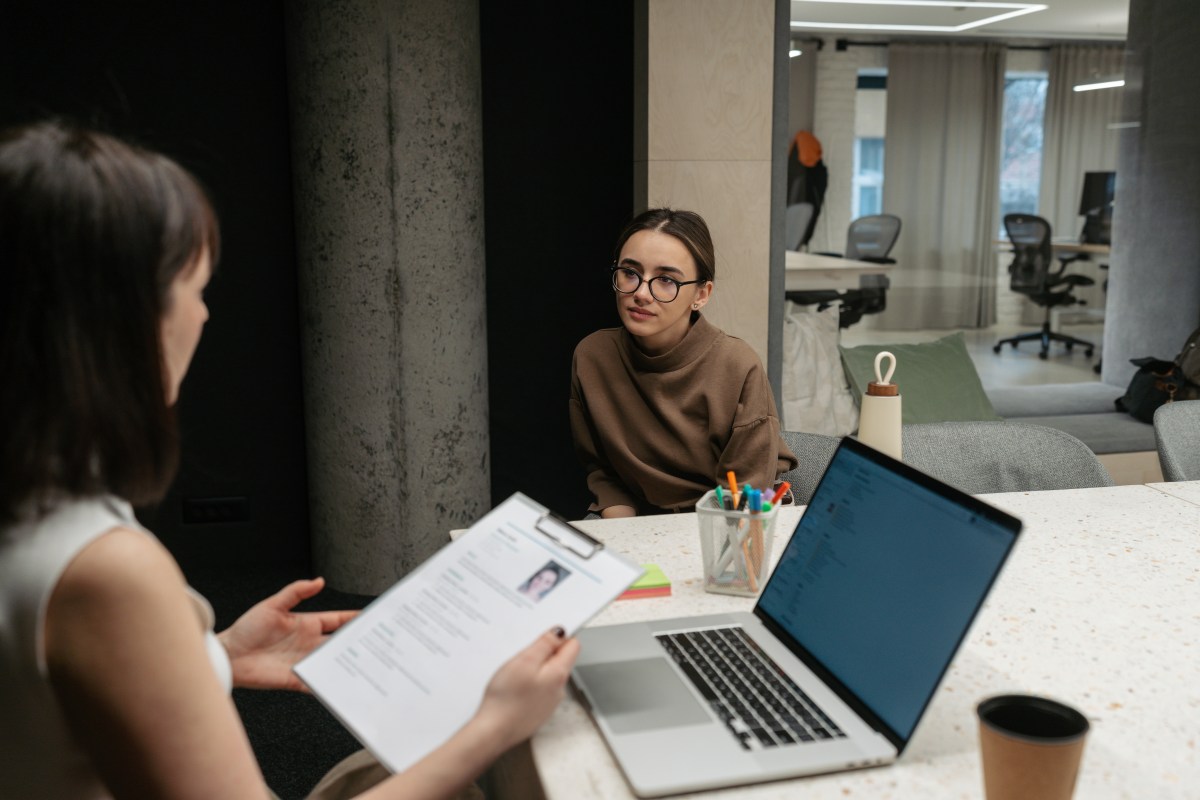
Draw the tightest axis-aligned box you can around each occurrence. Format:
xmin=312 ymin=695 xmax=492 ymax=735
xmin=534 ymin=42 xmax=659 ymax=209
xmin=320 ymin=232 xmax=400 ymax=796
xmin=656 ymin=626 xmax=846 ymax=751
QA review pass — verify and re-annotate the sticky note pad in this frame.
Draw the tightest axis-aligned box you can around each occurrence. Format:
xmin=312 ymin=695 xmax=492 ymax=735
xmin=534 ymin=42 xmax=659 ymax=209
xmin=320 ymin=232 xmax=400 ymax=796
xmin=618 ymin=563 xmax=671 ymax=600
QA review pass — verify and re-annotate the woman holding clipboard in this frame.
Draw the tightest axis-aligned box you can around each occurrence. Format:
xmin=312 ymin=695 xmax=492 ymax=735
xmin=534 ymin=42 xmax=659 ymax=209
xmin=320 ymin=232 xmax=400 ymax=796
xmin=0 ymin=121 xmax=576 ymax=800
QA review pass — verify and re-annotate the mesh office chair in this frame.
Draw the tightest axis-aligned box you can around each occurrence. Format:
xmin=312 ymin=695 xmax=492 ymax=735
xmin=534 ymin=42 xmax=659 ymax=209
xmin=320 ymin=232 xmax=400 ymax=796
xmin=786 ymin=213 xmax=901 ymax=329
xmin=1153 ymin=400 xmax=1200 ymax=481
xmin=781 ymin=421 xmax=1112 ymax=505
xmin=785 ymin=203 xmax=815 ymax=251
xmin=993 ymin=214 xmax=1096 ymax=360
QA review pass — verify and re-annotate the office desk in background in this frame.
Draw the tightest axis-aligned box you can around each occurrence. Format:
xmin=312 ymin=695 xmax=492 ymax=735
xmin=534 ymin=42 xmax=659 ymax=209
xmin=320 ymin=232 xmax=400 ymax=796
xmin=993 ymin=239 xmax=1112 ymax=258
xmin=484 ymin=482 xmax=1200 ymax=800
xmin=785 ymin=250 xmax=893 ymax=292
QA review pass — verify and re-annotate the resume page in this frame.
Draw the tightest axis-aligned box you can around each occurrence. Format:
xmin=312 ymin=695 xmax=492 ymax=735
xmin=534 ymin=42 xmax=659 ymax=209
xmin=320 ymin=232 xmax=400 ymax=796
xmin=294 ymin=493 xmax=641 ymax=772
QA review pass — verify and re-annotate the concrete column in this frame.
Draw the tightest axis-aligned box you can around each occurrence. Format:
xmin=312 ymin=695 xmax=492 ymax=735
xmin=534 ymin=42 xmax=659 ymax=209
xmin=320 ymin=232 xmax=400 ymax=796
xmin=286 ymin=0 xmax=489 ymax=593
xmin=1102 ymin=0 xmax=1200 ymax=387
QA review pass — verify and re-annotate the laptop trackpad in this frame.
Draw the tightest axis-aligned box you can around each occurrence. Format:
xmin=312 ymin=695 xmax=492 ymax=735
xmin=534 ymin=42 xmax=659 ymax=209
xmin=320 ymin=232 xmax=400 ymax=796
xmin=576 ymin=657 xmax=711 ymax=734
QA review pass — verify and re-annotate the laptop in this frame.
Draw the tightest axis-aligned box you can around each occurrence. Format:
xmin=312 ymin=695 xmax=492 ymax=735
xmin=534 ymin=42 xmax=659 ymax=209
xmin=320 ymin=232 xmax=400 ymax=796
xmin=571 ymin=437 xmax=1021 ymax=797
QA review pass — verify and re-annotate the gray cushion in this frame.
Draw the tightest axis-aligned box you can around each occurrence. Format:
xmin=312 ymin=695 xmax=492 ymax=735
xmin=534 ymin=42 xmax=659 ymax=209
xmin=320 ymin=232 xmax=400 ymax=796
xmin=1154 ymin=400 xmax=1200 ymax=481
xmin=780 ymin=421 xmax=1113 ymax=505
xmin=839 ymin=332 xmax=1001 ymax=424
xmin=1011 ymin=413 xmax=1156 ymax=455
xmin=986 ymin=382 xmax=1125 ymax=418
xmin=902 ymin=421 xmax=1114 ymax=491
xmin=779 ymin=430 xmax=841 ymax=508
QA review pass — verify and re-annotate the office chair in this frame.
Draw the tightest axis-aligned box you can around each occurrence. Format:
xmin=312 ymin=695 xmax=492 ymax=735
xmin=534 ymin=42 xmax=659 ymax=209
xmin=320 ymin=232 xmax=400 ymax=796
xmin=780 ymin=421 xmax=1112 ymax=505
xmin=1153 ymin=400 xmax=1200 ymax=481
xmin=993 ymin=213 xmax=1096 ymax=360
xmin=786 ymin=213 xmax=901 ymax=329
xmin=785 ymin=203 xmax=815 ymax=251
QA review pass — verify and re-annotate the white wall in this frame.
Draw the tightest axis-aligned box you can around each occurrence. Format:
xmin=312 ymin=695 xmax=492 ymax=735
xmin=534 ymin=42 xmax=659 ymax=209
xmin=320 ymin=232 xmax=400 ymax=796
xmin=809 ymin=44 xmax=887 ymax=253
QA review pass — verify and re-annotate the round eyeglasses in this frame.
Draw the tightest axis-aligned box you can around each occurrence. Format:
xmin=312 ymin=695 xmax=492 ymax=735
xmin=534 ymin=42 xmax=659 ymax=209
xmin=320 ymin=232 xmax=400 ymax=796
xmin=611 ymin=265 xmax=705 ymax=303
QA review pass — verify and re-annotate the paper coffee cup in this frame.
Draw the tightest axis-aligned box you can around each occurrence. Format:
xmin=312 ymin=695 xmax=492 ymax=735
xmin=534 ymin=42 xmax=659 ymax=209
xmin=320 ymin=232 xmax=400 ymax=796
xmin=977 ymin=694 xmax=1089 ymax=800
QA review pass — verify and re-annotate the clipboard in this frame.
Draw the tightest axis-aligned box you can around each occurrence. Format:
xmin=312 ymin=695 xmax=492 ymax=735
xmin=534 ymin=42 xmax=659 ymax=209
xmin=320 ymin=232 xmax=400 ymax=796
xmin=535 ymin=509 xmax=603 ymax=558
xmin=293 ymin=492 xmax=642 ymax=773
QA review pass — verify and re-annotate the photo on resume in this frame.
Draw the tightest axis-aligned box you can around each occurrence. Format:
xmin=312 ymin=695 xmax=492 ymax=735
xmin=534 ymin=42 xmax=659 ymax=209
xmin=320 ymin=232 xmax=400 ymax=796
xmin=517 ymin=560 xmax=571 ymax=602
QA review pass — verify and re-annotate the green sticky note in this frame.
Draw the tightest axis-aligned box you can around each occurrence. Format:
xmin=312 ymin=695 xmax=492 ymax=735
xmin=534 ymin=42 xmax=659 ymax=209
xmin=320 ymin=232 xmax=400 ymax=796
xmin=630 ymin=563 xmax=670 ymax=590
xmin=618 ymin=563 xmax=672 ymax=600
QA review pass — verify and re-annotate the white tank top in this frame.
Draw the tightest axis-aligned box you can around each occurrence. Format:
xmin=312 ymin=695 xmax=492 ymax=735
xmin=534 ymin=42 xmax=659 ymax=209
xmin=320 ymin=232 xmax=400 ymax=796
xmin=0 ymin=495 xmax=232 ymax=800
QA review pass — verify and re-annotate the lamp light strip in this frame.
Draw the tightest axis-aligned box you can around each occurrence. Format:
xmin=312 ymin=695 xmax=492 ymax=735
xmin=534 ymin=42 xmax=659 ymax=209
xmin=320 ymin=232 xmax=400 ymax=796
xmin=791 ymin=0 xmax=1046 ymax=33
xmin=1073 ymin=79 xmax=1126 ymax=92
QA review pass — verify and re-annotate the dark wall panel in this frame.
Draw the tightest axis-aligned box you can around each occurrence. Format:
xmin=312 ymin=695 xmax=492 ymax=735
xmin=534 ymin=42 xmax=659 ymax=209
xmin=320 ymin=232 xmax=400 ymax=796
xmin=1104 ymin=0 xmax=1200 ymax=385
xmin=480 ymin=2 xmax=635 ymax=515
xmin=1 ymin=1 xmax=309 ymax=570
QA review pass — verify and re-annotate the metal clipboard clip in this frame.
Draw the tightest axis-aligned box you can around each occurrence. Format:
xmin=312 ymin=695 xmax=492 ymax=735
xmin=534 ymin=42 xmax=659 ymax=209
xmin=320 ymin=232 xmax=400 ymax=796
xmin=534 ymin=512 xmax=603 ymax=559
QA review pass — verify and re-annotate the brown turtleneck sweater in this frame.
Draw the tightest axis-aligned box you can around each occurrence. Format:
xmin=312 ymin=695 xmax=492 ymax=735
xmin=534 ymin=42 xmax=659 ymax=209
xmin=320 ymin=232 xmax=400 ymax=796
xmin=570 ymin=316 xmax=797 ymax=514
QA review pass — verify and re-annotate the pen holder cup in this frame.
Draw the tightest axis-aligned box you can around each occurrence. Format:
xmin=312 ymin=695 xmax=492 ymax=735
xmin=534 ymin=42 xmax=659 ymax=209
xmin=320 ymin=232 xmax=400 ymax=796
xmin=696 ymin=489 xmax=778 ymax=597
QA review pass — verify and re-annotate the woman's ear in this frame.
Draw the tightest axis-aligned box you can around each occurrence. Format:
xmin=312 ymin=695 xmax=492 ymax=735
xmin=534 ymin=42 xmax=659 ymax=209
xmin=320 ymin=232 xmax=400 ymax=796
xmin=691 ymin=280 xmax=713 ymax=310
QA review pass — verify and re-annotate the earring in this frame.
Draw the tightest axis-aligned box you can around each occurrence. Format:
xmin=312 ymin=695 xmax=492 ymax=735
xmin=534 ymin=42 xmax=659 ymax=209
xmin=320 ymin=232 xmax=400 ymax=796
xmin=692 ymin=303 xmax=700 ymax=309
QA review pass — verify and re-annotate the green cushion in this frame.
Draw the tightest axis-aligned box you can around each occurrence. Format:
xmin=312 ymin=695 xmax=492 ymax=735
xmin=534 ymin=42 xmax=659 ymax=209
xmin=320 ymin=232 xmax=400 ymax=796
xmin=839 ymin=332 xmax=1001 ymax=424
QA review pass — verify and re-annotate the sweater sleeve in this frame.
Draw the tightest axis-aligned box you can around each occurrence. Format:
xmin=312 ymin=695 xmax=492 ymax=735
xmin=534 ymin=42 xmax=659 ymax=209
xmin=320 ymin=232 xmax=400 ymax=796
xmin=717 ymin=364 xmax=799 ymax=494
xmin=569 ymin=353 xmax=639 ymax=513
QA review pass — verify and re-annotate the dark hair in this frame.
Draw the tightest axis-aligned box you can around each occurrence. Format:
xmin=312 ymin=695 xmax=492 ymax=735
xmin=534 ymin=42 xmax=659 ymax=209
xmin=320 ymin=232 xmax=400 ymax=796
xmin=0 ymin=121 xmax=220 ymax=521
xmin=612 ymin=208 xmax=716 ymax=283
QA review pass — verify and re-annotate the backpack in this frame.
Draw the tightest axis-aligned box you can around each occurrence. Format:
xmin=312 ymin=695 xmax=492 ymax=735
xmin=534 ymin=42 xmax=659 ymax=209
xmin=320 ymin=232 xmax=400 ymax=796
xmin=1115 ymin=326 xmax=1200 ymax=422
xmin=1175 ymin=326 xmax=1200 ymax=396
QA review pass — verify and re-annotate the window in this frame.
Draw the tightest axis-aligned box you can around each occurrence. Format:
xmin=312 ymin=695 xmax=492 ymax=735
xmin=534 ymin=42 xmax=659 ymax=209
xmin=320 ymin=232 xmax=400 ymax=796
xmin=853 ymin=71 xmax=887 ymax=220
xmin=998 ymin=74 xmax=1048 ymax=229
xmin=854 ymin=137 xmax=885 ymax=218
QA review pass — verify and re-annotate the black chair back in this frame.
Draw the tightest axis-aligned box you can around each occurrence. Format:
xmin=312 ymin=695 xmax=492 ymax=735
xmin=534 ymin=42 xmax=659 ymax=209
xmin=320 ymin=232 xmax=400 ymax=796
xmin=845 ymin=214 xmax=901 ymax=261
xmin=1003 ymin=213 xmax=1054 ymax=295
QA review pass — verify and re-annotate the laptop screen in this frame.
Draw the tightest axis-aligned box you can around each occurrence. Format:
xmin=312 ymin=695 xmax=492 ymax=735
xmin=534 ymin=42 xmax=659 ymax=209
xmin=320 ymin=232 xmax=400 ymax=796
xmin=756 ymin=440 xmax=1019 ymax=745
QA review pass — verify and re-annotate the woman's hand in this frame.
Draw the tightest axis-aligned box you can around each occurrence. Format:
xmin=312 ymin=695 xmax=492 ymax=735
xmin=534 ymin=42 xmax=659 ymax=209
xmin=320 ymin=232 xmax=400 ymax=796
xmin=218 ymin=577 xmax=357 ymax=691
xmin=474 ymin=628 xmax=581 ymax=751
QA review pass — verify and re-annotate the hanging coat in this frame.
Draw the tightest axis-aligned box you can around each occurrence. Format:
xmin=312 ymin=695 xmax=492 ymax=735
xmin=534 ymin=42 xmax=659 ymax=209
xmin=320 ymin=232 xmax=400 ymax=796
xmin=787 ymin=131 xmax=828 ymax=247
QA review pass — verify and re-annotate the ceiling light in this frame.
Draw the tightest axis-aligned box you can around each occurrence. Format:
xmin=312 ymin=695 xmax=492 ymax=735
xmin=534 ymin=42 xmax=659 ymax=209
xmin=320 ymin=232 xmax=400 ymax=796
xmin=791 ymin=0 xmax=1047 ymax=34
xmin=790 ymin=48 xmax=804 ymax=57
xmin=1073 ymin=77 xmax=1125 ymax=92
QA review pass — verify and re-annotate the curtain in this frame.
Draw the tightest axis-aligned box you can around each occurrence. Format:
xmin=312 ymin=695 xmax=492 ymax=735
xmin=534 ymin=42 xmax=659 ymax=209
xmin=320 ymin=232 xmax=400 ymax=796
xmin=1035 ymin=45 xmax=1124 ymax=316
xmin=1040 ymin=45 xmax=1124 ymax=234
xmin=875 ymin=43 xmax=1005 ymax=330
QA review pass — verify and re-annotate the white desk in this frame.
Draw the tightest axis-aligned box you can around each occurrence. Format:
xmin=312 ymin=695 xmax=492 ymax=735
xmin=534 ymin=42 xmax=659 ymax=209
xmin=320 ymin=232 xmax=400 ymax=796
xmin=1148 ymin=480 xmax=1200 ymax=506
xmin=993 ymin=239 xmax=1112 ymax=258
xmin=490 ymin=483 xmax=1200 ymax=799
xmin=785 ymin=251 xmax=893 ymax=292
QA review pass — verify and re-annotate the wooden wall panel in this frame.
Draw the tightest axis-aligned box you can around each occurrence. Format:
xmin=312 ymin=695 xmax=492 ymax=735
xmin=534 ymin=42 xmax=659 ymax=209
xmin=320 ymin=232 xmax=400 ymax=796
xmin=637 ymin=0 xmax=777 ymax=364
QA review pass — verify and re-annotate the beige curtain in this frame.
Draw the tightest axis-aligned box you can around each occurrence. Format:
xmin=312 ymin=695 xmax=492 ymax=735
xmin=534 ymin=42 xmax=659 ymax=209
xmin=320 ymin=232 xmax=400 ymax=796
xmin=1034 ymin=44 xmax=1124 ymax=317
xmin=876 ymin=43 xmax=1005 ymax=330
xmin=1040 ymin=45 xmax=1124 ymax=234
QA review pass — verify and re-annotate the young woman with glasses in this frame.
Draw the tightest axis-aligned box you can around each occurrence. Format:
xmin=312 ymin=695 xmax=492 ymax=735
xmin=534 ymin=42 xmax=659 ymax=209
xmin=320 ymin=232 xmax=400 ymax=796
xmin=569 ymin=208 xmax=797 ymax=518
xmin=0 ymin=121 xmax=577 ymax=800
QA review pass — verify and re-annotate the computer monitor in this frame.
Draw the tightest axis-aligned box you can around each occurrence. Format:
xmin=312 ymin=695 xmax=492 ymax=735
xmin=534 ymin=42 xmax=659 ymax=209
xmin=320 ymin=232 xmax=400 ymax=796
xmin=1079 ymin=171 xmax=1115 ymax=244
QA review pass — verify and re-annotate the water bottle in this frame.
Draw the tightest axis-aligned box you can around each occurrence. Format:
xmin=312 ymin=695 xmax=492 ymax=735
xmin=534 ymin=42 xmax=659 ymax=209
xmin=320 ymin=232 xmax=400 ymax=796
xmin=857 ymin=351 xmax=902 ymax=460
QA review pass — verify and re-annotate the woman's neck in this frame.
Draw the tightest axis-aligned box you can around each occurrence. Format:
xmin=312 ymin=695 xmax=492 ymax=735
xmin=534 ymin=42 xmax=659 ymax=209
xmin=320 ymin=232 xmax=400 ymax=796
xmin=631 ymin=315 xmax=696 ymax=356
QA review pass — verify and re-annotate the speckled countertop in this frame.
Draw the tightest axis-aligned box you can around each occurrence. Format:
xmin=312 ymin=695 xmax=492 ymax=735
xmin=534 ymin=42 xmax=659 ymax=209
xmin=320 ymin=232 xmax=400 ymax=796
xmin=1148 ymin=481 xmax=1200 ymax=507
xmin=488 ymin=482 xmax=1200 ymax=800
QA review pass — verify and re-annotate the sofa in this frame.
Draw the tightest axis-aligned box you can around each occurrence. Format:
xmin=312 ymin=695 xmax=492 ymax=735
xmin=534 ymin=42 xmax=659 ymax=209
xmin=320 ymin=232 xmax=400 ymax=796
xmin=984 ymin=382 xmax=1162 ymax=485
xmin=782 ymin=308 xmax=1163 ymax=484
xmin=985 ymin=381 xmax=1155 ymax=454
